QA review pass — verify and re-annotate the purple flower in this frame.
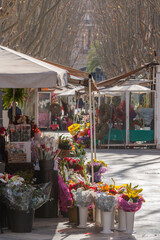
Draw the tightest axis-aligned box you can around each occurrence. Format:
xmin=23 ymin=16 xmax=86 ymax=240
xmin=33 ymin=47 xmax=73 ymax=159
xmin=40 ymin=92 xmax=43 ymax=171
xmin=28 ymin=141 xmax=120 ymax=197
xmin=99 ymin=167 xmax=108 ymax=174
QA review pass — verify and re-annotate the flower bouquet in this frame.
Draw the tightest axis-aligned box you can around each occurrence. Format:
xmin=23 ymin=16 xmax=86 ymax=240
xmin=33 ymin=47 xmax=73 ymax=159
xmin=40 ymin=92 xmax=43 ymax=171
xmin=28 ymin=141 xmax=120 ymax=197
xmin=68 ymin=123 xmax=81 ymax=136
xmin=130 ymin=119 xmax=143 ymax=130
xmin=118 ymin=183 xmax=145 ymax=234
xmin=58 ymin=175 xmax=72 ymax=213
xmin=0 ymin=173 xmax=51 ymax=232
xmin=33 ymin=136 xmax=58 ymax=160
xmin=0 ymin=127 xmax=7 ymax=138
xmin=71 ymin=186 xmax=94 ymax=228
xmin=63 ymin=157 xmax=83 ymax=171
xmin=95 ymin=192 xmax=115 ymax=212
xmin=85 ymin=159 xmax=108 ymax=182
xmin=58 ymin=135 xmax=74 ymax=158
xmin=71 ymin=188 xmax=93 ymax=208
xmin=0 ymin=174 xmax=51 ymax=211
xmin=95 ymin=192 xmax=115 ymax=234
xmin=70 ymin=142 xmax=86 ymax=158
xmin=118 ymin=183 xmax=145 ymax=212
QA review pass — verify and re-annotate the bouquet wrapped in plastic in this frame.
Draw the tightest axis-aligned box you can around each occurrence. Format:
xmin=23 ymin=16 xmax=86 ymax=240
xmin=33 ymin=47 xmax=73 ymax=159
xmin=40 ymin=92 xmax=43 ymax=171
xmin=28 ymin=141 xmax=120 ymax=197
xmin=58 ymin=175 xmax=72 ymax=212
xmin=30 ymin=182 xmax=52 ymax=210
xmin=118 ymin=183 xmax=145 ymax=212
xmin=1 ymin=174 xmax=51 ymax=211
xmin=71 ymin=188 xmax=94 ymax=207
xmin=95 ymin=192 xmax=115 ymax=212
xmin=118 ymin=195 xmax=143 ymax=212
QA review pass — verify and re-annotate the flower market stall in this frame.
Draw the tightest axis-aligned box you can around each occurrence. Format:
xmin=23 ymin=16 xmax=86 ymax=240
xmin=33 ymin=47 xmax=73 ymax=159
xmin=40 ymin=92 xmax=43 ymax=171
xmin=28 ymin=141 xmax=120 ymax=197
xmin=0 ymin=45 xmax=70 ymax=232
xmin=96 ymin=84 xmax=156 ymax=148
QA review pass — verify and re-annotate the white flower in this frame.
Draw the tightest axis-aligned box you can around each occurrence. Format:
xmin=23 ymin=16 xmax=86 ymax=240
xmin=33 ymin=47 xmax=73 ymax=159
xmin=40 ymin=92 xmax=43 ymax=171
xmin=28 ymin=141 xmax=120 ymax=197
xmin=95 ymin=192 xmax=115 ymax=212
xmin=71 ymin=188 xmax=94 ymax=207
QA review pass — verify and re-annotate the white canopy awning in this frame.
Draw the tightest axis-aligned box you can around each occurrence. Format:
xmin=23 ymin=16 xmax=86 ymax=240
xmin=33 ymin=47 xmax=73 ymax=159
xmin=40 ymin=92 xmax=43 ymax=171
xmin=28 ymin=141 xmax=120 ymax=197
xmin=0 ymin=45 xmax=68 ymax=88
xmin=102 ymin=84 xmax=151 ymax=92
xmin=58 ymin=86 xmax=84 ymax=96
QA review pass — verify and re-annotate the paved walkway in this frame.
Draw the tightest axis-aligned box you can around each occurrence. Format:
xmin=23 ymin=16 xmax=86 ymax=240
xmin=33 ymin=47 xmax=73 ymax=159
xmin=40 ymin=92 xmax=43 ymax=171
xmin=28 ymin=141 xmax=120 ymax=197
xmin=1 ymin=149 xmax=160 ymax=240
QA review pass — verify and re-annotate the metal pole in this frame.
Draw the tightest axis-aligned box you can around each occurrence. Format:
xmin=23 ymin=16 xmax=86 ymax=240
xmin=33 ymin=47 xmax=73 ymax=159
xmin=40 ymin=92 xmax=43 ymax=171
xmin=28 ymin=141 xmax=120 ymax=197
xmin=89 ymin=78 xmax=94 ymax=184
xmin=98 ymin=92 xmax=101 ymax=147
xmin=126 ymin=91 xmax=130 ymax=145
xmin=12 ymin=88 xmax=16 ymax=122
xmin=35 ymin=89 xmax=38 ymax=126
xmin=93 ymin=92 xmax=97 ymax=160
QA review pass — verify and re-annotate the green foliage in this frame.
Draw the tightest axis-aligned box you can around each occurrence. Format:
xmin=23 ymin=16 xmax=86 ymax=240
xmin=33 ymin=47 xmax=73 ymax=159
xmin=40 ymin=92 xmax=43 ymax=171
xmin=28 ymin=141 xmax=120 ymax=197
xmin=2 ymin=88 xmax=26 ymax=109
xmin=58 ymin=135 xmax=72 ymax=150
xmin=86 ymin=40 xmax=100 ymax=73
xmin=14 ymin=169 xmax=34 ymax=184
xmin=70 ymin=142 xmax=86 ymax=158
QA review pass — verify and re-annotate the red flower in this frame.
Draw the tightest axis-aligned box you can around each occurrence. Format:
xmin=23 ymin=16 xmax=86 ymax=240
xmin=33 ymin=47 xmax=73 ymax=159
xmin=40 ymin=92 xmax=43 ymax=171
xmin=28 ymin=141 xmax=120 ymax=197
xmin=0 ymin=127 xmax=7 ymax=137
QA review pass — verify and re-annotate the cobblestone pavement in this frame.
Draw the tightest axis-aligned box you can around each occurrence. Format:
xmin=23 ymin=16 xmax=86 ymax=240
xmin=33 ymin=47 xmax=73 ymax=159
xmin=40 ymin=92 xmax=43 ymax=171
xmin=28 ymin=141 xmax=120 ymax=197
xmin=1 ymin=147 xmax=160 ymax=240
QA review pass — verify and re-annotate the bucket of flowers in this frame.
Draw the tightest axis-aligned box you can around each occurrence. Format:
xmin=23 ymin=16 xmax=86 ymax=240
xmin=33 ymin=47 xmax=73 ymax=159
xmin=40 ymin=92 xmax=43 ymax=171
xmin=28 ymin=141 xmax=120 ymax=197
xmin=0 ymin=173 xmax=51 ymax=233
xmin=118 ymin=183 xmax=145 ymax=234
xmin=32 ymin=136 xmax=58 ymax=170
xmin=70 ymin=182 xmax=95 ymax=228
xmin=93 ymin=189 xmax=116 ymax=234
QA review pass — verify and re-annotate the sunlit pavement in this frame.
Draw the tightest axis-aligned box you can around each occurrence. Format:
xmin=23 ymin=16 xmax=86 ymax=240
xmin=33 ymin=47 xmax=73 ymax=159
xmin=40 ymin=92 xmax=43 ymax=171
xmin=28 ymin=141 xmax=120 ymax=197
xmin=1 ymin=133 xmax=160 ymax=239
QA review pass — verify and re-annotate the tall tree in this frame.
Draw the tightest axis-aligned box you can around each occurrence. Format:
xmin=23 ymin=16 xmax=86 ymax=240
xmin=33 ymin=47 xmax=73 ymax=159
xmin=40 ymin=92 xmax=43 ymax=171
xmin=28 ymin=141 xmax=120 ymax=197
xmin=89 ymin=0 xmax=160 ymax=78
xmin=0 ymin=0 xmax=86 ymax=66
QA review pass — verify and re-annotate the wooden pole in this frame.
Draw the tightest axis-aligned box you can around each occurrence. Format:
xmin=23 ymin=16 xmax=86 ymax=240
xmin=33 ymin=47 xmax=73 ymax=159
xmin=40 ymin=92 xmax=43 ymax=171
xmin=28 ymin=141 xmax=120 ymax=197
xmin=89 ymin=78 xmax=94 ymax=184
xmin=93 ymin=92 xmax=97 ymax=160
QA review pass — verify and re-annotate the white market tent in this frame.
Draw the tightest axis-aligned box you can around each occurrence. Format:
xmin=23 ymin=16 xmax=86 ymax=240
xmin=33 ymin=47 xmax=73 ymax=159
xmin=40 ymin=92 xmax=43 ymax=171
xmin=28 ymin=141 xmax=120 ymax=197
xmin=101 ymin=84 xmax=151 ymax=93
xmin=0 ymin=45 xmax=69 ymax=122
xmin=0 ymin=45 xmax=97 ymax=188
xmin=99 ymin=84 xmax=152 ymax=147
xmin=0 ymin=45 xmax=68 ymax=88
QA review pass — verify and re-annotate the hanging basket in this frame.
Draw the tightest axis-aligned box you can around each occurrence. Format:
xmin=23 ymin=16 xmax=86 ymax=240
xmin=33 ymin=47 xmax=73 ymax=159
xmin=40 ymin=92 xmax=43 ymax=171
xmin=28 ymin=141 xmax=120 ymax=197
xmin=59 ymin=149 xmax=71 ymax=159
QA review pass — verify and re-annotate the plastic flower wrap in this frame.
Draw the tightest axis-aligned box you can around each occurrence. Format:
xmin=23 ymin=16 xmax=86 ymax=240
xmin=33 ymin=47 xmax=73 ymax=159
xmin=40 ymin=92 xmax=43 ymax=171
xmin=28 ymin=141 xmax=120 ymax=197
xmin=1 ymin=175 xmax=51 ymax=211
xmin=71 ymin=188 xmax=94 ymax=207
xmin=58 ymin=175 xmax=73 ymax=212
xmin=68 ymin=171 xmax=86 ymax=184
xmin=118 ymin=183 xmax=145 ymax=212
xmin=30 ymin=182 xmax=52 ymax=210
xmin=95 ymin=192 xmax=115 ymax=212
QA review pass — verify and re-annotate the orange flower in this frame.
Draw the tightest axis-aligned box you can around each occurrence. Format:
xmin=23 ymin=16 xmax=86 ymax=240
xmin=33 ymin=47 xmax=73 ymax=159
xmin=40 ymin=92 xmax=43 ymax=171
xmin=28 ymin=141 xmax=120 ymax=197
xmin=100 ymin=184 xmax=109 ymax=192
xmin=71 ymin=144 xmax=75 ymax=151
